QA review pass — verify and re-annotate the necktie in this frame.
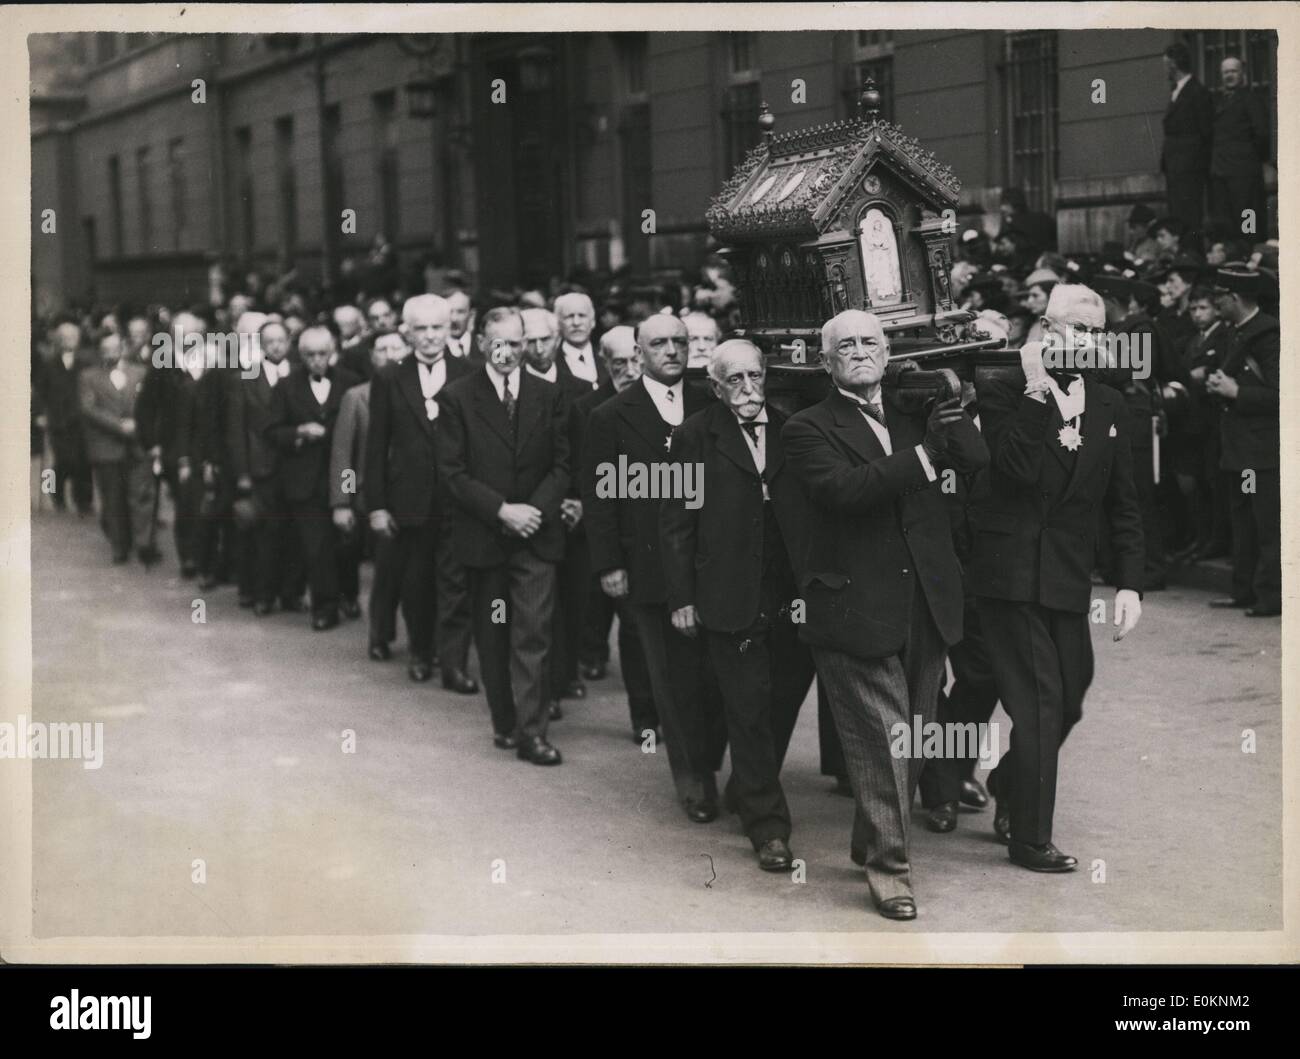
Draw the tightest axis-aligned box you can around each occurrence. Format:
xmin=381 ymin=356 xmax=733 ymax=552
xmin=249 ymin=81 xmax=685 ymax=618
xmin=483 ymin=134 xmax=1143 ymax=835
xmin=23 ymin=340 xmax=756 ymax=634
xmin=501 ymin=375 xmax=517 ymax=438
xmin=741 ymin=422 xmax=760 ymax=444
xmin=857 ymin=399 xmax=884 ymax=426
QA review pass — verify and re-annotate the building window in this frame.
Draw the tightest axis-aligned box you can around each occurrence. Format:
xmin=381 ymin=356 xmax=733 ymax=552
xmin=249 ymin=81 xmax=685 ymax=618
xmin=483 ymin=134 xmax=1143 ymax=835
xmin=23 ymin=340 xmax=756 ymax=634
xmin=136 ymin=147 xmax=154 ymax=251
xmin=323 ymin=102 xmax=345 ymax=259
xmin=1185 ymin=30 xmax=1277 ymax=162
xmin=1002 ymin=30 xmax=1059 ymax=213
xmin=373 ymin=92 xmax=400 ymax=240
xmin=722 ymin=81 xmax=762 ymax=171
xmin=842 ymin=30 xmax=896 ymax=122
xmin=95 ymin=33 xmax=119 ymax=64
xmin=167 ymin=137 xmax=186 ymax=251
xmin=728 ymin=32 xmax=757 ymax=78
xmin=615 ymin=33 xmax=648 ymax=97
xmin=107 ymin=154 xmax=123 ymax=257
xmin=274 ymin=117 xmax=297 ymax=258
xmin=234 ymin=127 xmax=255 ymax=260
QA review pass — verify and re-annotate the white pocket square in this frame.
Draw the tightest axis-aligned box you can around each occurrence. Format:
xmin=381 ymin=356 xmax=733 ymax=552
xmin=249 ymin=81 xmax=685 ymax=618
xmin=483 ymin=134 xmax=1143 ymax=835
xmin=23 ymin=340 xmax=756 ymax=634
xmin=1108 ymin=424 xmax=1118 ymax=437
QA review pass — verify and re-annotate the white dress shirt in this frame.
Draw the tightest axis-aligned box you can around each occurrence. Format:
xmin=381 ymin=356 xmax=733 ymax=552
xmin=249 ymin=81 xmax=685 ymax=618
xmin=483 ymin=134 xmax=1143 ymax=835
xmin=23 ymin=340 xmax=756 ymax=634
xmin=416 ymin=356 xmax=448 ymax=420
xmin=526 ymin=362 xmax=559 ymax=384
xmin=61 ymin=351 xmax=75 ymax=372
xmin=264 ymin=358 xmax=291 ymax=387
xmin=642 ymin=374 xmax=684 ymax=426
xmin=1046 ymin=374 xmax=1086 ymax=422
xmin=561 ymin=341 xmax=598 ymax=385
xmin=309 ymin=376 xmax=332 ymax=405
xmin=485 ymin=365 xmax=522 ymax=403
xmin=836 ymin=385 xmax=937 ymax=481
xmin=109 ymin=366 xmax=127 ymax=392
xmin=447 ymin=335 xmax=469 ymax=359
xmin=1171 ymin=72 xmax=1192 ymax=102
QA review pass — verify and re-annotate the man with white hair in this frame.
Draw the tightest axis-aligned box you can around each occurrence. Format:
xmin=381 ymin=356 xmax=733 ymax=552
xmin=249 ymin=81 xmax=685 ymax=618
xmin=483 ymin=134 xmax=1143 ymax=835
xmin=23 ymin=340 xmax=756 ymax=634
xmin=683 ymin=311 xmax=720 ymax=369
xmin=782 ymin=309 xmax=987 ymax=919
xmin=660 ymin=339 xmax=815 ymax=871
xmin=366 ymin=294 xmax=478 ymax=687
xmin=969 ymin=282 xmax=1143 ymax=874
xmin=555 ymin=291 xmax=607 ymax=390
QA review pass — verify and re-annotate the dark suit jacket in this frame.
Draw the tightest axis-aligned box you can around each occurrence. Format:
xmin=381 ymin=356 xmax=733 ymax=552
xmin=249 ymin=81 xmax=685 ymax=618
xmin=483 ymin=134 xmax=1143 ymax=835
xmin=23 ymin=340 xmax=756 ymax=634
xmin=330 ymin=381 xmax=370 ymax=511
xmin=660 ymin=402 xmax=807 ymax=633
xmin=38 ymin=352 xmax=91 ymax=457
xmin=1211 ymin=87 xmax=1269 ymax=177
xmin=78 ymin=361 xmax=148 ymax=464
xmin=436 ymin=367 xmax=570 ymax=568
xmin=967 ymin=376 xmax=1144 ymax=612
xmin=532 ymin=366 xmax=591 ymax=499
xmin=365 ymin=354 xmax=474 ymax=526
xmin=1161 ymin=76 xmax=1214 ymax=176
xmin=1218 ymin=311 xmax=1279 ymax=471
xmin=782 ymin=388 xmax=988 ymax=659
xmin=226 ymin=364 xmax=291 ymax=484
xmin=582 ymin=377 xmax=713 ymax=605
xmin=137 ymin=367 xmax=203 ymax=467
xmin=266 ymin=365 xmax=361 ymax=506
xmin=557 ymin=344 xmax=609 ymax=392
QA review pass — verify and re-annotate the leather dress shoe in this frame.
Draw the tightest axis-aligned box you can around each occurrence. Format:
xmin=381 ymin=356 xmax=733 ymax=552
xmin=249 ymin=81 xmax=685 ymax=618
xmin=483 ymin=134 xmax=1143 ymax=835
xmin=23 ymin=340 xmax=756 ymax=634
xmin=757 ymin=838 xmax=794 ymax=872
xmin=1009 ymin=841 xmax=1077 ymax=873
xmin=580 ymin=662 xmax=607 ymax=681
xmin=252 ymin=600 xmax=274 ymax=617
xmin=368 ymin=642 xmax=392 ymax=661
xmin=516 ymin=735 xmax=562 ymax=765
xmin=831 ymin=774 xmax=854 ymax=798
xmin=137 ymin=546 xmax=161 ymax=566
xmin=493 ymin=732 xmax=521 ymax=751
xmin=547 ymin=701 xmax=563 ymax=720
xmin=311 ymin=612 xmax=340 ymax=631
xmin=441 ymin=668 xmax=479 ymax=694
xmin=960 ymin=778 xmax=989 ymax=809
xmin=926 ymin=801 xmax=958 ymax=833
xmin=684 ymin=798 xmax=717 ymax=824
xmin=408 ymin=660 xmax=433 ymax=682
xmin=1245 ymin=605 xmax=1281 ymax=617
xmin=850 ymin=847 xmax=866 ymax=867
xmin=180 ymin=561 xmax=198 ymax=579
xmin=562 ymin=680 xmax=587 ymax=700
xmin=1209 ymin=596 xmax=1254 ymax=609
xmin=987 ymin=771 xmax=1011 ymax=842
xmin=877 ymin=896 xmax=917 ymax=921
xmin=340 ymin=597 xmax=362 ymax=620
xmin=280 ymin=596 xmax=306 ymax=613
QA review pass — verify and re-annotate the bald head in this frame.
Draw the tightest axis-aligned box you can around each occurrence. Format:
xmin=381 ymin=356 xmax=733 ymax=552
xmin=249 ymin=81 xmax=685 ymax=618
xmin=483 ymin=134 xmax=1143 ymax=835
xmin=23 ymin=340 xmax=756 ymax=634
xmin=708 ymin=339 xmax=766 ymax=421
xmin=521 ymin=307 xmax=560 ymax=371
xmin=298 ymin=325 xmax=335 ymax=379
xmin=401 ymin=294 xmax=451 ymax=361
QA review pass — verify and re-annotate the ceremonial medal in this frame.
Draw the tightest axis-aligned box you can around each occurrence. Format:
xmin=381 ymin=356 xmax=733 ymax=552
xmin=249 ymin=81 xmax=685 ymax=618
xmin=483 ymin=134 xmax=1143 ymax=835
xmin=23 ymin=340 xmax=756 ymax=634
xmin=1057 ymin=422 xmax=1083 ymax=452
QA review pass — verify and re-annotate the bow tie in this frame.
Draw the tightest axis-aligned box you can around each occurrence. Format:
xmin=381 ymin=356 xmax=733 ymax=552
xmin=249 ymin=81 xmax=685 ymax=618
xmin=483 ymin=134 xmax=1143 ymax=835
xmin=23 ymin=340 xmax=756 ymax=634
xmin=1049 ymin=371 xmax=1080 ymax=387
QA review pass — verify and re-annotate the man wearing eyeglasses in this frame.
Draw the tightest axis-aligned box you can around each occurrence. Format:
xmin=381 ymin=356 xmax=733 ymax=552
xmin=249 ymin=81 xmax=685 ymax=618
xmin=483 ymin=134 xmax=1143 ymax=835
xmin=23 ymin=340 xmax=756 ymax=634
xmin=782 ymin=309 xmax=987 ymax=920
xmin=969 ymin=284 xmax=1144 ymax=876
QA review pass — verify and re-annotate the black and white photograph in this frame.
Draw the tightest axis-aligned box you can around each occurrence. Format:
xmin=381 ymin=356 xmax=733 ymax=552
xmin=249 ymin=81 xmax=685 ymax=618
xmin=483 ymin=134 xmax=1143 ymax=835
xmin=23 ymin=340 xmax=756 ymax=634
xmin=3 ymin=2 xmax=1296 ymax=983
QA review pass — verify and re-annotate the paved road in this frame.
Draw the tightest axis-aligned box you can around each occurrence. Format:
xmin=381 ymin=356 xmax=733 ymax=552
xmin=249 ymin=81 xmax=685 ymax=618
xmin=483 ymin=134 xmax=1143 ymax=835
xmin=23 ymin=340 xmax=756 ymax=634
xmin=27 ymin=507 xmax=1282 ymax=939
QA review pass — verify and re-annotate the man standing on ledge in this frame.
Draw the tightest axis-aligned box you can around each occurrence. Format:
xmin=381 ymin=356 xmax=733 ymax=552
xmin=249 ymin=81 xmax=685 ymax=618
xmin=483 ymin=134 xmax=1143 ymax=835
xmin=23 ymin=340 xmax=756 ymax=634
xmin=782 ymin=309 xmax=987 ymax=920
xmin=969 ymin=284 xmax=1144 ymax=873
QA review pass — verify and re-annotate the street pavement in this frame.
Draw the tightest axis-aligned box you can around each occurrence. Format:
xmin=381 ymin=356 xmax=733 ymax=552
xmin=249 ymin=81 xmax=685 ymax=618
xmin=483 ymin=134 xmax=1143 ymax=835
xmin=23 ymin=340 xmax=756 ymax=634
xmin=27 ymin=506 xmax=1283 ymax=939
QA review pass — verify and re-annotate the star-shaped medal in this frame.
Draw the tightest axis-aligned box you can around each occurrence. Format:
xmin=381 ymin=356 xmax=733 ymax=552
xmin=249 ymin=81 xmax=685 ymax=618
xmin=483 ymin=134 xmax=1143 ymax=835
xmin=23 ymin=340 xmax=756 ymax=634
xmin=1057 ymin=423 xmax=1083 ymax=452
